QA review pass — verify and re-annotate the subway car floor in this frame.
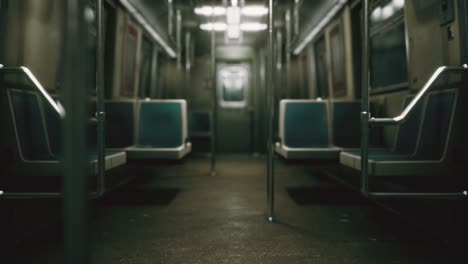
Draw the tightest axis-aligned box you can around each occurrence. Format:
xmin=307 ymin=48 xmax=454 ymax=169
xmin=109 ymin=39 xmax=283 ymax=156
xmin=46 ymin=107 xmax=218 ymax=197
xmin=1 ymin=155 xmax=465 ymax=263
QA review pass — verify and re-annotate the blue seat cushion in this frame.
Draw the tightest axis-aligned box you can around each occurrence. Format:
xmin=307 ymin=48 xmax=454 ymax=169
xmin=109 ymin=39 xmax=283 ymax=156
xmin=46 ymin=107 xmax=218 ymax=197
xmin=105 ymin=101 xmax=135 ymax=148
xmin=284 ymin=102 xmax=329 ymax=148
xmin=413 ymin=90 xmax=456 ymax=160
xmin=333 ymin=102 xmax=361 ymax=148
xmin=190 ymin=111 xmax=211 ymax=134
xmin=393 ymin=95 xmax=423 ymax=154
xmin=137 ymin=102 xmax=183 ymax=148
xmin=10 ymin=90 xmax=53 ymax=160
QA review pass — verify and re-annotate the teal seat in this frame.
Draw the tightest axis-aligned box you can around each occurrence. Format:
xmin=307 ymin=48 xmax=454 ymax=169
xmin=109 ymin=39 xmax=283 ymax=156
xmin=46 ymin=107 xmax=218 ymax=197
xmin=333 ymin=101 xmax=361 ymax=148
xmin=138 ymin=102 xmax=183 ymax=148
xmin=125 ymin=100 xmax=191 ymax=160
xmin=340 ymin=95 xmax=423 ymax=169
xmin=9 ymin=90 xmax=53 ymax=161
xmin=8 ymin=90 xmax=126 ymax=177
xmin=275 ymin=100 xmax=341 ymax=160
xmin=340 ymin=90 xmax=458 ymax=176
xmin=105 ymin=101 xmax=135 ymax=148
xmin=190 ymin=111 xmax=211 ymax=137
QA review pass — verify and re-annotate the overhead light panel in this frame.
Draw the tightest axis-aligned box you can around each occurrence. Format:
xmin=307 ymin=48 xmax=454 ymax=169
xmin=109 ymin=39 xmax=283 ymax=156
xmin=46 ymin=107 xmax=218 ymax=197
xmin=240 ymin=23 xmax=267 ymax=31
xmin=242 ymin=5 xmax=268 ymax=17
xmin=194 ymin=6 xmax=226 ymax=16
xmin=200 ymin=23 xmax=227 ymax=31
xmin=392 ymin=0 xmax=405 ymax=9
xmin=227 ymin=25 xmax=241 ymax=38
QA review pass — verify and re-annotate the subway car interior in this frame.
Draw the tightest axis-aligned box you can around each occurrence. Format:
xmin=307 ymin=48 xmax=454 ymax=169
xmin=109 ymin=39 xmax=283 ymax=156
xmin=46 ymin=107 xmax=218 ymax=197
xmin=1 ymin=0 xmax=468 ymax=263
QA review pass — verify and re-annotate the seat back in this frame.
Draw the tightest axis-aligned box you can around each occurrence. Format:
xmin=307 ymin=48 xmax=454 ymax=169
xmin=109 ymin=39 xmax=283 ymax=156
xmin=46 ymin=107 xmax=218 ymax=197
xmin=413 ymin=90 xmax=457 ymax=160
xmin=279 ymin=100 xmax=330 ymax=148
xmin=137 ymin=100 xmax=187 ymax=148
xmin=42 ymin=95 xmax=62 ymax=155
xmin=190 ymin=111 xmax=211 ymax=136
xmin=332 ymin=101 xmax=361 ymax=148
xmin=105 ymin=101 xmax=135 ymax=148
xmin=9 ymin=90 xmax=52 ymax=160
xmin=392 ymin=95 xmax=424 ymax=154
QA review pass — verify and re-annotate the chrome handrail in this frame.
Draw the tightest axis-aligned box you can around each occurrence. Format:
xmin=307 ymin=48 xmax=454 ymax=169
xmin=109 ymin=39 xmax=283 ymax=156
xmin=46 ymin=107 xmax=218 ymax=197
xmin=0 ymin=66 xmax=66 ymax=119
xmin=369 ymin=65 xmax=468 ymax=126
xmin=360 ymin=0 xmax=467 ymax=199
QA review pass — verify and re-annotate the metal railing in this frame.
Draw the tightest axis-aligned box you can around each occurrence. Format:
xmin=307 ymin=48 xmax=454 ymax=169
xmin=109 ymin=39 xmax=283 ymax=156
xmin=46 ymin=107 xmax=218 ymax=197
xmin=0 ymin=66 xmax=107 ymax=199
xmin=0 ymin=66 xmax=66 ymax=118
xmin=369 ymin=65 xmax=468 ymax=126
xmin=360 ymin=0 xmax=468 ymax=199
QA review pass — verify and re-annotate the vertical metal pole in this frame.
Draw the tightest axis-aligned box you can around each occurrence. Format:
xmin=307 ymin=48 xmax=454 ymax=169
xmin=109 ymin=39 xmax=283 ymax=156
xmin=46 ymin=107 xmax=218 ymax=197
xmin=210 ymin=4 xmax=217 ymax=177
xmin=150 ymin=48 xmax=159 ymax=98
xmin=285 ymin=9 xmax=292 ymax=98
xmin=168 ymin=0 xmax=173 ymax=38
xmin=293 ymin=0 xmax=300 ymax=37
xmin=267 ymin=0 xmax=275 ymax=222
xmin=176 ymin=9 xmax=182 ymax=70
xmin=96 ymin=0 xmax=105 ymax=195
xmin=185 ymin=32 xmax=191 ymax=100
xmin=185 ymin=32 xmax=191 ymax=71
xmin=62 ymin=0 xmax=89 ymax=263
xmin=360 ymin=0 xmax=370 ymax=196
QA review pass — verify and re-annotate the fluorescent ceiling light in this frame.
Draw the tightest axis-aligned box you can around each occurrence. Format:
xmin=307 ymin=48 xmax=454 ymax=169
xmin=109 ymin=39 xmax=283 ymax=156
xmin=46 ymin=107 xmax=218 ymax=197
xmin=231 ymin=0 xmax=238 ymax=7
xmin=240 ymin=23 xmax=268 ymax=31
xmin=242 ymin=5 xmax=268 ymax=17
xmin=227 ymin=7 xmax=241 ymax=24
xmin=200 ymin=23 xmax=227 ymax=31
xmin=201 ymin=23 xmax=267 ymax=32
xmin=392 ymin=0 xmax=405 ymax=9
xmin=227 ymin=25 xmax=241 ymax=39
xmin=194 ymin=6 xmax=226 ymax=16
xmin=371 ymin=7 xmax=382 ymax=22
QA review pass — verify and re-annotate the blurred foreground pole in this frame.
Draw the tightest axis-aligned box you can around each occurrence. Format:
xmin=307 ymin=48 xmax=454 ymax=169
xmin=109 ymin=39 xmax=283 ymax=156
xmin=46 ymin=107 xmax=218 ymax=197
xmin=62 ymin=0 xmax=89 ymax=263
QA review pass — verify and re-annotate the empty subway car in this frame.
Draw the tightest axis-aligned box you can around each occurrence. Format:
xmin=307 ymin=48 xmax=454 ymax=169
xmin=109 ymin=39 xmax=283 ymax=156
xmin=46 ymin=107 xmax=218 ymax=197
xmin=1 ymin=0 xmax=468 ymax=263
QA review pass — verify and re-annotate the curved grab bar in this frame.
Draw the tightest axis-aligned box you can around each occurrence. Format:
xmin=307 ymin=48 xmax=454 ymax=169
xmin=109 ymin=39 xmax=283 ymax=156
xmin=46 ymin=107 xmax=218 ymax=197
xmin=0 ymin=66 xmax=66 ymax=119
xmin=369 ymin=64 xmax=468 ymax=126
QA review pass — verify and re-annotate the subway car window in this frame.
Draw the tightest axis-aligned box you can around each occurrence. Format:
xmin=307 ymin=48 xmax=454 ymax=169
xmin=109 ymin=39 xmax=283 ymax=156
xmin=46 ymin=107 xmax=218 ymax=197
xmin=217 ymin=64 xmax=249 ymax=107
xmin=121 ymin=23 xmax=138 ymax=97
xmin=314 ymin=36 xmax=329 ymax=98
xmin=329 ymin=21 xmax=347 ymax=97
xmin=370 ymin=0 xmax=408 ymax=93
xmin=138 ymin=35 xmax=153 ymax=99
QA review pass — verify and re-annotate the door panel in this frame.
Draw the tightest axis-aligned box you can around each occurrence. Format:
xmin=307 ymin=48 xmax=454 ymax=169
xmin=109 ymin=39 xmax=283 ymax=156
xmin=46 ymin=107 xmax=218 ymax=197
xmin=216 ymin=63 xmax=252 ymax=153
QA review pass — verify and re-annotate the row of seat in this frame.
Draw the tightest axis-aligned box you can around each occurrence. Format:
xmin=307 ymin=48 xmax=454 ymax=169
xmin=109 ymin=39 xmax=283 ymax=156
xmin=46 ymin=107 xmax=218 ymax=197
xmin=275 ymin=89 xmax=458 ymax=176
xmin=6 ymin=89 xmax=191 ymax=178
xmin=105 ymin=100 xmax=191 ymax=159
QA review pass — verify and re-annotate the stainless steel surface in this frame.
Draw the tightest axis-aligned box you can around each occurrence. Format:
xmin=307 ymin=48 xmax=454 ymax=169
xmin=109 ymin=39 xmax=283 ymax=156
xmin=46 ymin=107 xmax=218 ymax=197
xmin=176 ymin=9 xmax=182 ymax=69
xmin=369 ymin=65 xmax=468 ymax=126
xmin=360 ymin=0 xmax=467 ymax=198
xmin=267 ymin=0 xmax=275 ymax=222
xmin=210 ymin=3 xmax=217 ymax=177
xmin=360 ymin=0 xmax=370 ymax=197
xmin=185 ymin=32 xmax=192 ymax=71
xmin=0 ymin=67 xmax=66 ymax=118
xmin=62 ymin=1 xmax=89 ymax=263
xmin=96 ymin=0 xmax=105 ymax=196
xmin=368 ymin=192 xmax=468 ymax=199
xmin=285 ymin=9 xmax=291 ymax=98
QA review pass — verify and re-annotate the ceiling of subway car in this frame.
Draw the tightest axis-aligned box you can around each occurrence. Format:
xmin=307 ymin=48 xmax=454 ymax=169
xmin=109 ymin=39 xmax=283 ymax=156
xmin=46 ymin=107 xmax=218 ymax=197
xmin=126 ymin=0 xmax=340 ymax=56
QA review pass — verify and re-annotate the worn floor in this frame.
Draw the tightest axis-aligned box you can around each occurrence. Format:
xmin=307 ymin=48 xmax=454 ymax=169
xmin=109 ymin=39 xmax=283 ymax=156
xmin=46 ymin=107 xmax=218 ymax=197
xmin=1 ymin=155 xmax=465 ymax=263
